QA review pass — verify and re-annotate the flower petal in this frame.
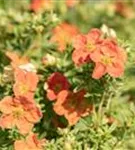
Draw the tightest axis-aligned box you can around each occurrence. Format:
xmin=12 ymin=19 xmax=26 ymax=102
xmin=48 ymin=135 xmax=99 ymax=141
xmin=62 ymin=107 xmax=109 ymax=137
xmin=107 ymin=62 xmax=124 ymax=77
xmin=16 ymin=118 xmax=33 ymax=135
xmin=47 ymin=90 xmax=57 ymax=101
xmin=0 ymin=114 xmax=15 ymax=129
xmin=90 ymin=49 xmax=102 ymax=63
xmin=14 ymin=140 xmax=26 ymax=150
xmin=0 ymin=96 xmax=14 ymax=114
xmin=92 ymin=63 xmax=106 ymax=79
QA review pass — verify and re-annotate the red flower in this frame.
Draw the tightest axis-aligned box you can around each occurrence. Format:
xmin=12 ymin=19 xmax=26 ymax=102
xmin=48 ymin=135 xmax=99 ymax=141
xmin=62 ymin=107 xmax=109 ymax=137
xmin=14 ymin=132 xmax=45 ymax=150
xmin=72 ymin=29 xmax=102 ymax=66
xmin=0 ymin=96 xmax=42 ymax=135
xmin=91 ymin=39 xmax=127 ymax=79
xmin=51 ymin=23 xmax=79 ymax=52
xmin=53 ymin=90 xmax=93 ymax=125
xmin=13 ymin=69 xmax=39 ymax=99
xmin=45 ymin=72 xmax=70 ymax=101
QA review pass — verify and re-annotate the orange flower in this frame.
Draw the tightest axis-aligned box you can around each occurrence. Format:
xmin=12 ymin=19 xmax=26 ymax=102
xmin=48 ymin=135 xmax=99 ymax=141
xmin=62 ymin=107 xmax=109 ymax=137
xmin=72 ymin=29 xmax=102 ymax=66
xmin=6 ymin=51 xmax=36 ymax=72
xmin=30 ymin=0 xmax=53 ymax=12
xmin=13 ymin=68 xmax=39 ymax=99
xmin=14 ymin=132 xmax=45 ymax=150
xmin=6 ymin=51 xmax=29 ymax=69
xmin=51 ymin=23 xmax=79 ymax=52
xmin=45 ymin=72 xmax=70 ymax=101
xmin=115 ymin=0 xmax=134 ymax=19
xmin=66 ymin=0 xmax=78 ymax=8
xmin=91 ymin=39 xmax=126 ymax=79
xmin=30 ymin=0 xmax=43 ymax=12
xmin=53 ymin=90 xmax=92 ymax=125
xmin=0 ymin=96 xmax=42 ymax=135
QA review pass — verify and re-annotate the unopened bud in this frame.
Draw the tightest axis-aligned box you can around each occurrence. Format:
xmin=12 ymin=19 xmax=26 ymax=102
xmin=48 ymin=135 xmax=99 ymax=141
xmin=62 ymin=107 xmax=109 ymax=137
xmin=2 ymin=66 xmax=14 ymax=83
xmin=42 ymin=54 xmax=57 ymax=66
xmin=64 ymin=141 xmax=72 ymax=150
xmin=101 ymin=24 xmax=117 ymax=38
xmin=19 ymin=63 xmax=37 ymax=72
xmin=35 ymin=25 xmax=44 ymax=33
xmin=51 ymin=14 xmax=59 ymax=23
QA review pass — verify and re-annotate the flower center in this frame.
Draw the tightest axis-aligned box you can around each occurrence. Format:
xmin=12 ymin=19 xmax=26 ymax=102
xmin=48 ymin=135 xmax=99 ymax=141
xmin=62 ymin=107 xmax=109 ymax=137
xmin=67 ymin=96 xmax=78 ymax=109
xmin=101 ymin=56 xmax=112 ymax=65
xmin=13 ymin=107 xmax=24 ymax=119
xmin=54 ymin=84 xmax=62 ymax=93
xmin=60 ymin=33 xmax=69 ymax=43
xmin=19 ymin=84 xmax=29 ymax=95
xmin=86 ymin=41 xmax=95 ymax=52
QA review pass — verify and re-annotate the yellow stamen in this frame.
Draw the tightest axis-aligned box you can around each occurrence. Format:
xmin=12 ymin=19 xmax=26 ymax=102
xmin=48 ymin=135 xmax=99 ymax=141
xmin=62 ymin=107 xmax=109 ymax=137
xmin=13 ymin=107 xmax=24 ymax=119
xmin=19 ymin=84 xmax=29 ymax=94
xmin=86 ymin=41 xmax=95 ymax=52
xmin=101 ymin=56 xmax=112 ymax=65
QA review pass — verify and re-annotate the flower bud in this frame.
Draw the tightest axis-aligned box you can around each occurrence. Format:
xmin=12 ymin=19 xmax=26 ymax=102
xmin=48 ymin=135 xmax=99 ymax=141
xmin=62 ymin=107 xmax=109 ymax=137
xmin=19 ymin=63 xmax=37 ymax=72
xmin=42 ymin=54 xmax=57 ymax=66
xmin=64 ymin=141 xmax=72 ymax=150
xmin=2 ymin=66 xmax=14 ymax=83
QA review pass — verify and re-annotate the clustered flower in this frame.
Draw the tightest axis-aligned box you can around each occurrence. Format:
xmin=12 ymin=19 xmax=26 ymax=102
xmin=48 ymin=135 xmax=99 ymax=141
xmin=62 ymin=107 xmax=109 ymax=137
xmin=53 ymin=89 xmax=93 ymax=125
xmin=0 ymin=96 xmax=42 ymax=135
xmin=45 ymin=72 xmax=70 ymax=101
xmin=0 ymin=0 xmax=129 ymax=149
xmin=0 ymin=52 xmax=45 ymax=150
xmin=43 ymin=26 xmax=126 ymax=126
xmin=0 ymin=18 xmax=127 ymax=149
xmin=72 ymin=28 xmax=127 ymax=79
xmin=45 ymin=72 xmax=93 ymax=125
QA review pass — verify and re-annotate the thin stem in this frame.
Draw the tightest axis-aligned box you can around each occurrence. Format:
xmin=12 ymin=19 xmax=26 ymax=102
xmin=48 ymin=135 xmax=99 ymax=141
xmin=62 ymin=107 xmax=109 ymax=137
xmin=98 ymin=92 xmax=106 ymax=123
xmin=106 ymin=92 xmax=113 ymax=111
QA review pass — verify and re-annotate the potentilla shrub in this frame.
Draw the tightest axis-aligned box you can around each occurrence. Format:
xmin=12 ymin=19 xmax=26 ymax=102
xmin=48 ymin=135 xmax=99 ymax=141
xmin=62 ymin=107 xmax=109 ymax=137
xmin=0 ymin=1 xmax=133 ymax=150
